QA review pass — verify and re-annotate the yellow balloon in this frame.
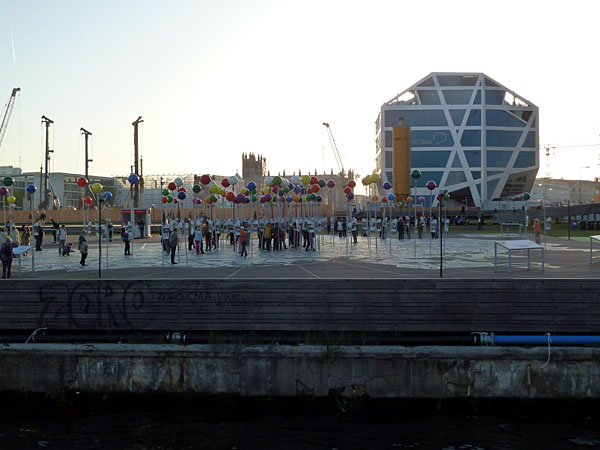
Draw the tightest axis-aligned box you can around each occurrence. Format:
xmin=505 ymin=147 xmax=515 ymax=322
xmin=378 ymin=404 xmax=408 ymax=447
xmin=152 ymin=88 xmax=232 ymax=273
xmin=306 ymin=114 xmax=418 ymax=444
xmin=210 ymin=184 xmax=219 ymax=193
xmin=406 ymin=196 xmax=413 ymax=203
xmin=292 ymin=195 xmax=300 ymax=202
xmin=301 ymin=175 xmax=310 ymax=186
xmin=6 ymin=195 xmax=15 ymax=204
xmin=371 ymin=173 xmax=381 ymax=183
xmin=363 ymin=175 xmax=372 ymax=185
xmin=91 ymin=183 xmax=103 ymax=194
xmin=263 ymin=186 xmax=270 ymax=194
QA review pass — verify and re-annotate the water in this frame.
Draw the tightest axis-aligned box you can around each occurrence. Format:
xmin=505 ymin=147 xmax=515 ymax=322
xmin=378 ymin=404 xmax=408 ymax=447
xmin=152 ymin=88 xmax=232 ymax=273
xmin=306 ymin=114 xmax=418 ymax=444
xmin=1 ymin=395 xmax=600 ymax=449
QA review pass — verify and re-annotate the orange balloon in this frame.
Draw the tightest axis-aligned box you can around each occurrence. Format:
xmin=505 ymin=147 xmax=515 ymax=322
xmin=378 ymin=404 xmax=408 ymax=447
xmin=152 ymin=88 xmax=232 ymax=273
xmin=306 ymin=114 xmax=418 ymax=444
xmin=372 ymin=195 xmax=378 ymax=201
xmin=407 ymin=196 xmax=413 ymax=203
xmin=292 ymin=195 xmax=300 ymax=202
xmin=205 ymin=196 xmax=212 ymax=204
xmin=348 ymin=180 xmax=356 ymax=189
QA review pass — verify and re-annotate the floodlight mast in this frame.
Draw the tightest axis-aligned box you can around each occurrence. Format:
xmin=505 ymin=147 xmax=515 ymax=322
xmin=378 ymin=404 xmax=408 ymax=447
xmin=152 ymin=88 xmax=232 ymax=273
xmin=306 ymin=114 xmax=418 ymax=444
xmin=323 ymin=122 xmax=345 ymax=176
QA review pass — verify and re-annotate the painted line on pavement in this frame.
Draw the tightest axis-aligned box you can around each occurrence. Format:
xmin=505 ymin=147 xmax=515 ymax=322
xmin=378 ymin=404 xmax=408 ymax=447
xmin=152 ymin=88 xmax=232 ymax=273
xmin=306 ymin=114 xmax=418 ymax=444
xmin=296 ymin=264 xmax=320 ymax=278
xmin=225 ymin=267 xmax=245 ymax=279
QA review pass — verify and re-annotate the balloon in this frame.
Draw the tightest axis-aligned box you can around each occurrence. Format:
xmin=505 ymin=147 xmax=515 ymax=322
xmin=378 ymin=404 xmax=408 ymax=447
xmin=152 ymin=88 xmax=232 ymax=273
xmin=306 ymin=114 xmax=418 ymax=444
xmin=372 ymin=195 xmax=379 ymax=201
xmin=308 ymin=193 xmax=316 ymax=201
xmin=6 ymin=195 xmax=15 ymax=204
xmin=200 ymin=175 xmax=211 ymax=185
xmin=286 ymin=195 xmax=293 ymax=203
xmin=168 ymin=181 xmax=177 ymax=191
xmin=2 ymin=176 xmax=13 ymax=187
xmin=247 ymin=181 xmax=256 ymax=191
xmin=178 ymin=191 xmax=186 ymax=200
xmin=343 ymin=187 xmax=352 ymax=195
xmin=244 ymin=197 xmax=250 ymax=204
xmin=383 ymin=182 xmax=392 ymax=190
xmin=363 ymin=175 xmax=372 ymax=185
xmin=348 ymin=180 xmax=356 ymax=189
xmin=205 ymin=196 xmax=212 ymax=204
xmin=84 ymin=196 xmax=92 ymax=205
xmin=318 ymin=179 xmax=326 ymax=188
xmin=91 ymin=183 xmax=102 ymax=194
xmin=347 ymin=192 xmax=354 ymax=200
xmin=26 ymin=184 xmax=37 ymax=194
xmin=293 ymin=185 xmax=301 ymax=193
xmin=226 ymin=192 xmax=235 ymax=201
xmin=220 ymin=190 xmax=227 ymax=197
xmin=77 ymin=177 xmax=88 ymax=187
xmin=407 ymin=196 xmax=413 ymax=203
xmin=0 ymin=187 xmax=8 ymax=196
xmin=411 ymin=169 xmax=421 ymax=179
xmin=236 ymin=193 xmax=245 ymax=203
xmin=272 ymin=185 xmax=278 ymax=193
xmin=387 ymin=194 xmax=395 ymax=201
xmin=128 ymin=173 xmax=139 ymax=185
xmin=191 ymin=197 xmax=199 ymax=204
xmin=272 ymin=196 xmax=278 ymax=203
xmin=162 ymin=188 xmax=170 ymax=196
xmin=162 ymin=196 xmax=168 ymax=204
xmin=173 ymin=198 xmax=178 ymax=204
xmin=228 ymin=175 xmax=239 ymax=186
xmin=221 ymin=178 xmax=230 ymax=188
xmin=272 ymin=176 xmax=282 ymax=186
xmin=310 ymin=176 xmax=318 ymax=185
xmin=167 ymin=195 xmax=173 ymax=203
xmin=210 ymin=184 xmax=219 ymax=193
xmin=523 ymin=192 xmax=531 ymax=201
xmin=174 ymin=177 xmax=183 ymax=187
xmin=283 ymin=186 xmax=290 ymax=193
xmin=326 ymin=180 xmax=335 ymax=188
xmin=444 ymin=193 xmax=451 ymax=201
xmin=436 ymin=194 xmax=441 ymax=201
xmin=264 ymin=193 xmax=272 ymax=202
xmin=418 ymin=196 xmax=425 ymax=203
xmin=381 ymin=197 xmax=388 ymax=203
xmin=178 ymin=187 xmax=187 ymax=193
xmin=370 ymin=174 xmax=381 ymax=184
xmin=316 ymin=195 xmax=323 ymax=202
xmin=291 ymin=175 xmax=301 ymax=185
xmin=301 ymin=175 xmax=310 ymax=185
xmin=426 ymin=180 xmax=437 ymax=191
xmin=209 ymin=194 xmax=217 ymax=203
xmin=192 ymin=184 xmax=201 ymax=193
xmin=312 ymin=185 xmax=320 ymax=193
xmin=103 ymin=191 xmax=112 ymax=201
xmin=293 ymin=195 xmax=300 ymax=202
xmin=251 ymin=195 xmax=258 ymax=202
xmin=264 ymin=176 xmax=273 ymax=186
xmin=263 ymin=186 xmax=270 ymax=194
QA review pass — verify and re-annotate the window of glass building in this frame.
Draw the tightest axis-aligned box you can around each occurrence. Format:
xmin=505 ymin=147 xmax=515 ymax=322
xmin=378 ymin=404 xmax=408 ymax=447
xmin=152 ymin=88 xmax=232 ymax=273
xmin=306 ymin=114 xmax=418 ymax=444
xmin=410 ymin=151 xmax=451 ymax=168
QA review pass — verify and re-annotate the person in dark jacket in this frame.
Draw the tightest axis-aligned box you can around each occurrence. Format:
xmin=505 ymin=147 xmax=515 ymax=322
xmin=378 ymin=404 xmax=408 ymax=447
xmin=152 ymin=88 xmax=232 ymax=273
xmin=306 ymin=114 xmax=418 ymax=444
xmin=1 ymin=237 xmax=18 ymax=279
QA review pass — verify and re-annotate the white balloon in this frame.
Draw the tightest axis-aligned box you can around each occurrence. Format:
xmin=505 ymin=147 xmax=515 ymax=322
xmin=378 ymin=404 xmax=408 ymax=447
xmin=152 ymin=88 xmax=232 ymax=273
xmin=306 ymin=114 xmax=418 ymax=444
xmin=174 ymin=177 xmax=183 ymax=187
xmin=228 ymin=175 xmax=239 ymax=186
xmin=264 ymin=176 xmax=273 ymax=186
xmin=291 ymin=175 xmax=301 ymax=185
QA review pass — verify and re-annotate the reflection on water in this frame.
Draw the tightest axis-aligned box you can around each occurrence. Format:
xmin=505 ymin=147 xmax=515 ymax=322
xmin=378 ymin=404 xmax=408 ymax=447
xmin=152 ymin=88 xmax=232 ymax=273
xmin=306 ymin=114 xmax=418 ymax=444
xmin=1 ymin=394 xmax=599 ymax=450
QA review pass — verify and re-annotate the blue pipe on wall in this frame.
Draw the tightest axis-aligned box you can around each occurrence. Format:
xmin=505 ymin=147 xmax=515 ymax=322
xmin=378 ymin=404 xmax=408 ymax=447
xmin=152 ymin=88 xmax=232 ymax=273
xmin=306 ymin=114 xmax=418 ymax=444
xmin=491 ymin=335 xmax=600 ymax=345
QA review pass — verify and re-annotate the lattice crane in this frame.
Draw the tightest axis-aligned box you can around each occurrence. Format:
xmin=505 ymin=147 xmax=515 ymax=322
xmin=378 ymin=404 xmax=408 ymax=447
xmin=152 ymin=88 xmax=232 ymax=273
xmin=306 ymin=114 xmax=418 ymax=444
xmin=323 ymin=122 xmax=345 ymax=175
xmin=0 ymin=88 xmax=20 ymax=150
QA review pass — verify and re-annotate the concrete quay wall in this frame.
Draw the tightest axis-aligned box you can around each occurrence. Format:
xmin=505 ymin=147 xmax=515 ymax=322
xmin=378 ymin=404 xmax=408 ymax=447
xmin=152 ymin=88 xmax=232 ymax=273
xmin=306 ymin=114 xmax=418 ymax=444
xmin=2 ymin=344 xmax=600 ymax=398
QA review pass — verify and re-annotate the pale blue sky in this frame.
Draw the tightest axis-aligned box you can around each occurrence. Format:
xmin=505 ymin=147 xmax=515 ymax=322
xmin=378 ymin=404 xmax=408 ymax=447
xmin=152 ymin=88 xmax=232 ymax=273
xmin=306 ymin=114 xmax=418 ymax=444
xmin=1 ymin=0 xmax=599 ymax=182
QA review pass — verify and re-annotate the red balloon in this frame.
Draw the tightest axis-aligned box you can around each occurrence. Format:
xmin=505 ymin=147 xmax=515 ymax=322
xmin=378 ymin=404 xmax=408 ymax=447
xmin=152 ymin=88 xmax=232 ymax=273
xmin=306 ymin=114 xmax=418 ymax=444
xmin=168 ymin=182 xmax=177 ymax=191
xmin=226 ymin=191 xmax=235 ymax=201
xmin=348 ymin=180 xmax=356 ymax=189
xmin=77 ymin=177 xmax=88 ymax=187
xmin=343 ymin=187 xmax=352 ymax=195
xmin=178 ymin=187 xmax=187 ymax=193
xmin=84 ymin=196 xmax=92 ymax=205
xmin=221 ymin=179 xmax=230 ymax=188
xmin=310 ymin=176 xmax=318 ymax=185
xmin=200 ymin=174 xmax=211 ymax=185
xmin=436 ymin=195 xmax=441 ymax=201
xmin=381 ymin=197 xmax=388 ymax=203
xmin=272 ymin=186 xmax=278 ymax=193
xmin=162 ymin=196 xmax=168 ymax=204
xmin=312 ymin=185 xmax=320 ymax=193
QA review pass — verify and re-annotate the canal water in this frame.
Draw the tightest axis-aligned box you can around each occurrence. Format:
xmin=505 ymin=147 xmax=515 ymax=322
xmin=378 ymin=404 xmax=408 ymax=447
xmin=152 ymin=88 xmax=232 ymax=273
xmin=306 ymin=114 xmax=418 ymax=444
xmin=1 ymin=394 xmax=599 ymax=449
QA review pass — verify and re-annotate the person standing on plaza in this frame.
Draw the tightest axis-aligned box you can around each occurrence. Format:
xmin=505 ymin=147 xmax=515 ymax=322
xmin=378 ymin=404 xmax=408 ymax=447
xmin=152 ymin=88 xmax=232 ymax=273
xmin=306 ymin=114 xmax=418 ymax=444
xmin=58 ymin=224 xmax=67 ymax=255
xmin=337 ymin=219 xmax=343 ymax=238
xmin=351 ymin=218 xmax=358 ymax=244
xmin=50 ymin=216 xmax=59 ymax=243
xmin=431 ymin=216 xmax=438 ymax=239
xmin=398 ymin=217 xmax=405 ymax=240
xmin=79 ymin=234 xmax=88 ymax=266
xmin=78 ymin=229 xmax=86 ymax=251
xmin=533 ymin=219 xmax=541 ymax=245
xmin=193 ymin=224 xmax=204 ymax=255
xmin=1 ymin=236 xmax=18 ymax=279
xmin=34 ymin=218 xmax=44 ymax=251
xmin=168 ymin=225 xmax=178 ymax=264
xmin=264 ymin=222 xmax=272 ymax=251
xmin=122 ymin=226 xmax=131 ymax=255
xmin=239 ymin=226 xmax=249 ymax=257
xmin=202 ymin=220 xmax=211 ymax=252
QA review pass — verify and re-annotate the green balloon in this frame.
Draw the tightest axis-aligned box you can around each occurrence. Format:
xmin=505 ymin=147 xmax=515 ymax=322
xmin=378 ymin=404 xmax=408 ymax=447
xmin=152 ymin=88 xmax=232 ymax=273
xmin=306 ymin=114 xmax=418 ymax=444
xmin=251 ymin=195 xmax=257 ymax=202
xmin=523 ymin=192 xmax=531 ymax=201
xmin=3 ymin=176 xmax=13 ymax=187
xmin=167 ymin=195 xmax=173 ymax=203
xmin=251 ymin=189 xmax=257 ymax=194
xmin=318 ymin=179 xmax=326 ymax=188
xmin=209 ymin=194 xmax=217 ymax=203
xmin=162 ymin=188 xmax=169 ymax=196
xmin=411 ymin=170 xmax=421 ymax=180
xmin=283 ymin=186 xmax=290 ymax=193
xmin=272 ymin=176 xmax=282 ymax=186
xmin=309 ymin=193 xmax=316 ymax=201
xmin=192 ymin=184 xmax=201 ymax=193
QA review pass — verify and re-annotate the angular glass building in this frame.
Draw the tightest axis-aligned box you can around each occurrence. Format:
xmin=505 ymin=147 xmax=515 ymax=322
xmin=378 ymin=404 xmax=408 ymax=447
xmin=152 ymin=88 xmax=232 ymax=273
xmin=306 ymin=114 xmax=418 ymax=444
xmin=375 ymin=73 xmax=539 ymax=207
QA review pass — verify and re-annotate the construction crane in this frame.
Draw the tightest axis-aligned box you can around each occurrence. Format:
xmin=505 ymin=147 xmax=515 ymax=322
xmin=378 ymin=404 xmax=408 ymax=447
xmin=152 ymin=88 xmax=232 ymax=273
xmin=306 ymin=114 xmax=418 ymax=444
xmin=0 ymin=87 xmax=20 ymax=150
xmin=323 ymin=122 xmax=345 ymax=175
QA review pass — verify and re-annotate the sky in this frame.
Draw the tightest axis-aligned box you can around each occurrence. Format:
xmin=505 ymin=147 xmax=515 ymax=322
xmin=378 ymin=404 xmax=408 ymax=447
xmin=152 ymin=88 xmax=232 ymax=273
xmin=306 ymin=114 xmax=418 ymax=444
xmin=1 ymin=0 xmax=599 ymax=184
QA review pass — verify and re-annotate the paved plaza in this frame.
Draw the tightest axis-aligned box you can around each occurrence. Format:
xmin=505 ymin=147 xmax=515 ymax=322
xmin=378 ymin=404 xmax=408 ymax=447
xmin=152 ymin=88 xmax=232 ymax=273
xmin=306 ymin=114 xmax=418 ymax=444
xmin=7 ymin=230 xmax=600 ymax=280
